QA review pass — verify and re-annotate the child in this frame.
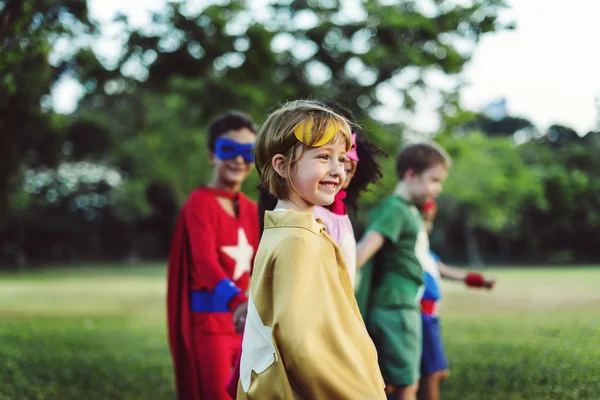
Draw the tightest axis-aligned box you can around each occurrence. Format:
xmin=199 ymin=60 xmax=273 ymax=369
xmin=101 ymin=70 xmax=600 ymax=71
xmin=237 ymin=100 xmax=386 ymax=399
xmin=312 ymin=100 xmax=387 ymax=288
xmin=255 ymin=101 xmax=386 ymax=284
xmin=418 ymin=200 xmax=495 ymax=400
xmin=228 ymin=118 xmax=385 ymax=395
xmin=166 ymin=111 xmax=260 ymax=400
xmin=356 ymin=142 xmax=452 ymax=400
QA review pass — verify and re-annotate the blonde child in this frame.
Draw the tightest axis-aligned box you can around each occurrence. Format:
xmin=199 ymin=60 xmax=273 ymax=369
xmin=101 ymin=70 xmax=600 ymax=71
xmin=237 ymin=100 xmax=385 ymax=399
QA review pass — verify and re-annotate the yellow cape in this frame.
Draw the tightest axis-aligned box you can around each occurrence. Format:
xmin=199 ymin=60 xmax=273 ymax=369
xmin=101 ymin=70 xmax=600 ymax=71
xmin=238 ymin=209 xmax=385 ymax=399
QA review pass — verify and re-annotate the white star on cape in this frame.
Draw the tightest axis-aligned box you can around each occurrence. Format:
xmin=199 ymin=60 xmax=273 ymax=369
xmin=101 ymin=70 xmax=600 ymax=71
xmin=239 ymin=296 xmax=277 ymax=392
xmin=221 ymin=228 xmax=253 ymax=280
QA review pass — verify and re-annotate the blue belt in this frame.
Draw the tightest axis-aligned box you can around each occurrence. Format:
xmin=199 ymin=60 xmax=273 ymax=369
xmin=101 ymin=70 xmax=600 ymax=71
xmin=190 ymin=279 xmax=241 ymax=313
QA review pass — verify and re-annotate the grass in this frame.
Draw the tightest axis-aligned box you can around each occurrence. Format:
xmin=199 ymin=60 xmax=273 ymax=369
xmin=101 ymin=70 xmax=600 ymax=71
xmin=440 ymin=268 xmax=600 ymax=399
xmin=1 ymin=265 xmax=599 ymax=399
xmin=0 ymin=264 xmax=172 ymax=400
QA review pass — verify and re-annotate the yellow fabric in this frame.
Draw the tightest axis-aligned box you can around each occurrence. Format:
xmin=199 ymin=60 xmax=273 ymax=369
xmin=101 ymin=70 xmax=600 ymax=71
xmin=237 ymin=209 xmax=386 ymax=400
xmin=293 ymin=118 xmax=339 ymax=147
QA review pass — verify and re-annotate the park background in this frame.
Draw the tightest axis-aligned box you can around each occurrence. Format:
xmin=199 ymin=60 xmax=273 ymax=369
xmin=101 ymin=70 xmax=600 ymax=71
xmin=1 ymin=0 xmax=599 ymax=399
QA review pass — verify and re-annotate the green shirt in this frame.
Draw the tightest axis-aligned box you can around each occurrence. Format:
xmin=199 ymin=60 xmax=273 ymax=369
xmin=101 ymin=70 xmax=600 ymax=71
xmin=366 ymin=195 xmax=425 ymax=308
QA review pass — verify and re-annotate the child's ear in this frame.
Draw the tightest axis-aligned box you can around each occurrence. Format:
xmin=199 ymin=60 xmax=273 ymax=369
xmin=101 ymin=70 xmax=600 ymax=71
xmin=208 ymin=150 xmax=216 ymax=165
xmin=272 ymin=154 xmax=288 ymax=179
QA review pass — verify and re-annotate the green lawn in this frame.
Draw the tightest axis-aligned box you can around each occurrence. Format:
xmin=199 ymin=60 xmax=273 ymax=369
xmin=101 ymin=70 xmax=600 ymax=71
xmin=1 ymin=265 xmax=599 ymax=399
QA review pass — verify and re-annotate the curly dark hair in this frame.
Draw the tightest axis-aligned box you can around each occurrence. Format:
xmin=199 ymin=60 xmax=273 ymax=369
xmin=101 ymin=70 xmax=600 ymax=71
xmin=345 ymin=133 xmax=388 ymax=211
xmin=258 ymin=183 xmax=278 ymax=237
xmin=317 ymin=100 xmax=388 ymax=212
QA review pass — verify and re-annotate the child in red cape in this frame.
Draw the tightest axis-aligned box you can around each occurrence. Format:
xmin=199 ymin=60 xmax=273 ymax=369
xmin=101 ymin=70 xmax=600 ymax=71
xmin=167 ymin=111 xmax=260 ymax=400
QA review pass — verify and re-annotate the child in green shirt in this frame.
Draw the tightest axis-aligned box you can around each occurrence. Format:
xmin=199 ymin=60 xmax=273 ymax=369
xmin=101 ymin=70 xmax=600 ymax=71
xmin=356 ymin=142 xmax=451 ymax=400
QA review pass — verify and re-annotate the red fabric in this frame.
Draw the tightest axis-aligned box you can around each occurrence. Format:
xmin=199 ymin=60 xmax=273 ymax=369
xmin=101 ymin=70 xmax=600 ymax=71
xmin=167 ymin=187 xmax=259 ymax=400
xmin=330 ymin=190 xmax=347 ymax=215
xmin=420 ymin=299 xmax=437 ymax=316
xmin=226 ymin=338 xmax=243 ymax=398
xmin=465 ymin=272 xmax=486 ymax=288
xmin=194 ymin=333 xmax=242 ymax=400
xmin=422 ymin=200 xmax=437 ymax=213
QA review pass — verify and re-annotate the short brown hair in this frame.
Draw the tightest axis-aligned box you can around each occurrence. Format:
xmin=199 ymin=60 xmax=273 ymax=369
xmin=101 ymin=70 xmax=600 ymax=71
xmin=396 ymin=141 xmax=451 ymax=180
xmin=207 ymin=111 xmax=256 ymax=151
xmin=255 ymin=100 xmax=353 ymax=200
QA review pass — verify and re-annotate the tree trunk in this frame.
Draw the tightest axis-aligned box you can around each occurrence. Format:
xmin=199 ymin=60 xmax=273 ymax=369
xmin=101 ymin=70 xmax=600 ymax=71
xmin=464 ymin=220 xmax=483 ymax=268
xmin=0 ymin=0 xmax=23 ymax=44
xmin=13 ymin=213 xmax=27 ymax=271
xmin=126 ymin=223 xmax=140 ymax=266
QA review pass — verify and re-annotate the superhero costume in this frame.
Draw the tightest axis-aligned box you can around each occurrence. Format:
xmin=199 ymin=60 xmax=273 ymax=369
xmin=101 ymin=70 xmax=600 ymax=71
xmin=167 ymin=186 xmax=259 ymax=400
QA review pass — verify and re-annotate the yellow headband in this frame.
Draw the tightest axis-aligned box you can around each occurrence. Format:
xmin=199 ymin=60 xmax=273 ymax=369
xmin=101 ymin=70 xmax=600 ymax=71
xmin=293 ymin=118 xmax=339 ymax=147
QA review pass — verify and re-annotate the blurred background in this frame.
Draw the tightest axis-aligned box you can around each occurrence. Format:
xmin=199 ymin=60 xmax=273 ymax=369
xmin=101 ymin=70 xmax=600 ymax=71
xmin=1 ymin=1 xmax=600 ymax=399
xmin=3 ymin=0 xmax=600 ymax=268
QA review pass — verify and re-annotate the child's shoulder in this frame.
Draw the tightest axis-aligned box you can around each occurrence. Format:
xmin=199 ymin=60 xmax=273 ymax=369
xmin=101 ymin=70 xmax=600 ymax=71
xmin=264 ymin=210 xmax=322 ymax=236
xmin=269 ymin=226 xmax=317 ymax=246
xmin=373 ymin=194 xmax=411 ymax=212
xmin=238 ymin=192 xmax=258 ymax=211
xmin=180 ymin=187 xmax=213 ymax=213
xmin=313 ymin=204 xmax=334 ymax=220
xmin=258 ymin=229 xmax=318 ymax=265
xmin=186 ymin=187 xmax=212 ymax=203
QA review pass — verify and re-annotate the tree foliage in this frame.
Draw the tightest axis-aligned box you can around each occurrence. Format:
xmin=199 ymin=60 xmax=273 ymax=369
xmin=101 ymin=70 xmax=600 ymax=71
xmin=0 ymin=0 xmax=93 ymax=217
xmin=11 ymin=1 xmax=600 ymax=266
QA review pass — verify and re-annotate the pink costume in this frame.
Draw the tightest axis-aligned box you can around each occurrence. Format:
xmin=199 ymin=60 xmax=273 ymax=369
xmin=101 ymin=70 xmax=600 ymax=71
xmin=314 ymin=196 xmax=357 ymax=288
xmin=313 ymin=133 xmax=360 ymax=287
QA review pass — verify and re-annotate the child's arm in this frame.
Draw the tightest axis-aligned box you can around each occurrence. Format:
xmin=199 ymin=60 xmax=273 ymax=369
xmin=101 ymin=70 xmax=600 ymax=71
xmin=356 ymin=231 xmax=385 ymax=269
xmin=271 ymin=236 xmax=385 ymax=399
xmin=437 ymin=262 xmax=469 ymax=282
xmin=438 ymin=261 xmax=496 ymax=289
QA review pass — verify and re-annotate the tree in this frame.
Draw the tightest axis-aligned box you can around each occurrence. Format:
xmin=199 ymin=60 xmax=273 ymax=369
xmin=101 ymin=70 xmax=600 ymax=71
xmin=436 ymin=130 xmax=546 ymax=266
xmin=2 ymin=0 xmax=514 ymax=264
xmin=0 ymin=0 xmax=97 ymax=266
xmin=77 ymin=0 xmax=511 ymax=207
xmin=518 ymin=127 xmax=600 ymax=263
xmin=0 ymin=0 xmax=93 ymax=219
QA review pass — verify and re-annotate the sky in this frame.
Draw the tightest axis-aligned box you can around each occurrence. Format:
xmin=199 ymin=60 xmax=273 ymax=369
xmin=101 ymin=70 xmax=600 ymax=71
xmin=51 ymin=0 xmax=600 ymax=134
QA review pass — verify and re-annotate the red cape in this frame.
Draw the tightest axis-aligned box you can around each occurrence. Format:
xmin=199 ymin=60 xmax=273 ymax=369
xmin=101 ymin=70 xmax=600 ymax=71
xmin=167 ymin=211 xmax=201 ymax=400
xmin=226 ymin=347 xmax=242 ymax=398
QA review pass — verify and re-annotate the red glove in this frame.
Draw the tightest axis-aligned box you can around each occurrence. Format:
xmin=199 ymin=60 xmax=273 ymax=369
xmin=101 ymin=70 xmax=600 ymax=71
xmin=465 ymin=272 xmax=495 ymax=289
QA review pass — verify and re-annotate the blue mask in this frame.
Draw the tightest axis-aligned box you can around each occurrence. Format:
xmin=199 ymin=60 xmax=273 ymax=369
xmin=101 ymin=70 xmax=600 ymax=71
xmin=214 ymin=138 xmax=254 ymax=163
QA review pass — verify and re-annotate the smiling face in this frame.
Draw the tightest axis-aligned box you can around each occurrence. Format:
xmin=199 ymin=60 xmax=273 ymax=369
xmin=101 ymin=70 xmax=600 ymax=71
xmin=285 ymin=134 xmax=348 ymax=210
xmin=209 ymin=128 xmax=256 ymax=190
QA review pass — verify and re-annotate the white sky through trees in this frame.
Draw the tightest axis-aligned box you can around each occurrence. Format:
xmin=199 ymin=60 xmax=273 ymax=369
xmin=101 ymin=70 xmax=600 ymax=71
xmin=50 ymin=0 xmax=600 ymax=135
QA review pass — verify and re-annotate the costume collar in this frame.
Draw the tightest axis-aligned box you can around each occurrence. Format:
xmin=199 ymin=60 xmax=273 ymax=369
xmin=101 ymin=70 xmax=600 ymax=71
xmin=201 ymin=186 xmax=239 ymax=200
xmin=330 ymin=190 xmax=347 ymax=215
xmin=263 ymin=209 xmax=324 ymax=235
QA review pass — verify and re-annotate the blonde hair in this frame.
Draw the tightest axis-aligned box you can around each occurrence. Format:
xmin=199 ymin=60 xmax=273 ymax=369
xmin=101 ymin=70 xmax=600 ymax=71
xmin=255 ymin=100 xmax=353 ymax=200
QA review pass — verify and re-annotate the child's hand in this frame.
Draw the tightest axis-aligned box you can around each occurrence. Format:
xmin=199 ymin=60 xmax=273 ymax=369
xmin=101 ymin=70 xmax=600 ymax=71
xmin=483 ymin=276 xmax=496 ymax=290
xmin=233 ymin=301 xmax=248 ymax=334
xmin=465 ymin=272 xmax=496 ymax=290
